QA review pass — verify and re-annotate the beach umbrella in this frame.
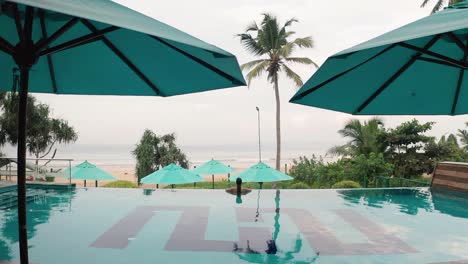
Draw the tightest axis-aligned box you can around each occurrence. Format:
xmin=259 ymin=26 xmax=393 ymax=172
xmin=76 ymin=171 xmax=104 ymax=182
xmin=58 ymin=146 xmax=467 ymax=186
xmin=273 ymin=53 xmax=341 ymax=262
xmin=140 ymin=163 xmax=203 ymax=188
xmin=230 ymin=162 xmax=293 ymax=188
xmin=192 ymin=159 xmax=235 ymax=189
xmin=0 ymin=1 xmax=245 ymax=262
xmin=290 ymin=2 xmax=468 ymax=115
xmin=62 ymin=160 xmax=116 ymax=187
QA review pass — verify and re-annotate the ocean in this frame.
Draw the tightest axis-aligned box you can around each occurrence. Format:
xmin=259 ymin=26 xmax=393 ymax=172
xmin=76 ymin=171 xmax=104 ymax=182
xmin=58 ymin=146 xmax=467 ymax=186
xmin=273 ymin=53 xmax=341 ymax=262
xmin=1 ymin=143 xmax=333 ymax=170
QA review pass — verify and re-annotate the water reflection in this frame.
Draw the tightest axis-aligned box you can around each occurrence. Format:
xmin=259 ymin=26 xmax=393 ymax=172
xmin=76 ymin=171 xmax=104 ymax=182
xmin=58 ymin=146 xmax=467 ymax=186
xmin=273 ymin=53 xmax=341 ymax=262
xmin=0 ymin=188 xmax=76 ymax=260
xmin=234 ymin=190 xmax=318 ymax=263
xmin=234 ymin=235 xmax=318 ymax=263
xmin=338 ymin=188 xmax=468 ymax=219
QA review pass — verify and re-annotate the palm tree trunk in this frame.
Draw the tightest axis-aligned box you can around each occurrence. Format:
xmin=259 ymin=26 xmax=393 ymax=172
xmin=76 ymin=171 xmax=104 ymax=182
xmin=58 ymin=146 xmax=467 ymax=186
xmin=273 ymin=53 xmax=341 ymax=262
xmin=274 ymin=74 xmax=281 ymax=170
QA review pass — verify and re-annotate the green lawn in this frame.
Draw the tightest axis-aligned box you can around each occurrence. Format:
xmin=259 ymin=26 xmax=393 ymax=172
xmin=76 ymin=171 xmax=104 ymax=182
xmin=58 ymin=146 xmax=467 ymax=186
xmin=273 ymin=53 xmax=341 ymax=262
xmin=164 ymin=180 xmax=293 ymax=189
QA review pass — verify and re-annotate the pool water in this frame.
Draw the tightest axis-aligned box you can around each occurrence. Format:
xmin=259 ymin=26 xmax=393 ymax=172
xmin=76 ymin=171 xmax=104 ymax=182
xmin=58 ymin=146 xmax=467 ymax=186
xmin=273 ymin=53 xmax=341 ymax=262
xmin=0 ymin=187 xmax=467 ymax=263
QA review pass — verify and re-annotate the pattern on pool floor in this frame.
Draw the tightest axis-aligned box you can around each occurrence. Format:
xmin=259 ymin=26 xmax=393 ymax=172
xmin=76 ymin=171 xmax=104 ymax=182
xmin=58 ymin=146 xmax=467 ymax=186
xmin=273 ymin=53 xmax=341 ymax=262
xmin=92 ymin=206 xmax=416 ymax=255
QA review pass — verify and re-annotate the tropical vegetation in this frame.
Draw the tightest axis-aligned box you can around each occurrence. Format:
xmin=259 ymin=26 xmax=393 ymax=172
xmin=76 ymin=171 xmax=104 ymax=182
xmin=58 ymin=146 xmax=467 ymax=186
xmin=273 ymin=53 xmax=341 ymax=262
xmin=133 ymin=130 xmax=189 ymax=183
xmin=288 ymin=118 xmax=468 ymax=188
xmin=238 ymin=13 xmax=317 ymax=170
xmin=0 ymin=92 xmax=78 ymax=166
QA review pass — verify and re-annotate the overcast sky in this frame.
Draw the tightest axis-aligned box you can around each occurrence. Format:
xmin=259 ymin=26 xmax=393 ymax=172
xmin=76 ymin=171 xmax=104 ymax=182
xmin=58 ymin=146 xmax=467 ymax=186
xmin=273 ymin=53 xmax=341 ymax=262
xmin=31 ymin=0 xmax=468 ymax=151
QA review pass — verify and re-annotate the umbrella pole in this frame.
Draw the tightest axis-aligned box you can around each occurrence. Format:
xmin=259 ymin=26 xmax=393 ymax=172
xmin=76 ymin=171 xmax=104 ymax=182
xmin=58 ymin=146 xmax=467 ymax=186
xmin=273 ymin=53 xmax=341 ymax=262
xmin=84 ymin=180 xmax=86 ymax=187
xmin=17 ymin=7 xmax=37 ymax=260
xmin=17 ymin=66 xmax=31 ymax=264
xmin=95 ymin=180 xmax=98 ymax=187
xmin=212 ymin=175 xmax=214 ymax=189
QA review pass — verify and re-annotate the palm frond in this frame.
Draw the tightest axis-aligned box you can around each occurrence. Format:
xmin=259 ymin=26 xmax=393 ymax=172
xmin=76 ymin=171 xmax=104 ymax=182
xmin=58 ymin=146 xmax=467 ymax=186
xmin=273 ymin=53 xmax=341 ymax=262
xmin=431 ymin=0 xmax=445 ymax=13
xmin=282 ymin=64 xmax=303 ymax=87
xmin=241 ymin=59 xmax=270 ymax=71
xmin=285 ymin=57 xmax=319 ymax=68
xmin=245 ymin=21 xmax=259 ymax=32
xmin=245 ymin=60 xmax=270 ymax=87
xmin=278 ymin=42 xmax=294 ymax=58
xmin=238 ymin=33 xmax=266 ymax=56
xmin=292 ymin=37 xmax=314 ymax=48
xmin=283 ymin=18 xmax=298 ymax=28
xmin=327 ymin=144 xmax=352 ymax=157
xmin=420 ymin=0 xmax=432 ymax=7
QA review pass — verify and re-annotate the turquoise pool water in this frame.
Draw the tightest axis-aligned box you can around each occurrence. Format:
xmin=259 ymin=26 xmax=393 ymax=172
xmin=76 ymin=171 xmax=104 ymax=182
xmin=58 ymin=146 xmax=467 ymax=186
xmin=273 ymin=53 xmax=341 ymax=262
xmin=0 ymin=187 xmax=467 ymax=263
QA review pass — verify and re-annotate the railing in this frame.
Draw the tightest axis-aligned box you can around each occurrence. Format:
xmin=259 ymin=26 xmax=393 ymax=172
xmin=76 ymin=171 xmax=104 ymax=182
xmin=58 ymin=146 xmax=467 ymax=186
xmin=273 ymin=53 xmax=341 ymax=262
xmin=368 ymin=176 xmax=431 ymax=188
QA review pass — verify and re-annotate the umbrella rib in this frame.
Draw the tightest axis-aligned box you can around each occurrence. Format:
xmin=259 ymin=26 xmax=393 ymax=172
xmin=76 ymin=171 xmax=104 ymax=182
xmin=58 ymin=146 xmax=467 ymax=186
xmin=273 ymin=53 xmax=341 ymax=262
xmin=451 ymin=41 xmax=468 ymax=115
xmin=38 ymin=26 xmax=119 ymax=57
xmin=355 ymin=35 xmax=441 ymax=114
xmin=149 ymin=35 xmax=245 ymax=86
xmin=398 ymin=42 xmax=467 ymax=69
xmin=81 ymin=20 xmax=163 ymax=96
xmin=39 ymin=10 xmax=58 ymax=94
xmin=447 ymin=32 xmax=468 ymax=54
xmin=12 ymin=4 xmax=24 ymax=42
xmin=23 ymin=6 xmax=33 ymax=41
xmin=417 ymin=57 xmax=468 ymax=70
xmin=35 ymin=17 xmax=81 ymax=53
xmin=0 ymin=36 xmax=14 ymax=55
xmin=451 ymin=65 xmax=465 ymax=115
xmin=293 ymin=44 xmax=397 ymax=100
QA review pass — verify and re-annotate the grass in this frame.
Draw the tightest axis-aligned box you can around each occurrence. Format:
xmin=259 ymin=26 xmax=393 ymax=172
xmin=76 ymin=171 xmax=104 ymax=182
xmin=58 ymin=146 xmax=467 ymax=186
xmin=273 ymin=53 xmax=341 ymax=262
xmin=102 ymin=180 xmax=139 ymax=188
xmin=165 ymin=180 xmax=294 ymax=189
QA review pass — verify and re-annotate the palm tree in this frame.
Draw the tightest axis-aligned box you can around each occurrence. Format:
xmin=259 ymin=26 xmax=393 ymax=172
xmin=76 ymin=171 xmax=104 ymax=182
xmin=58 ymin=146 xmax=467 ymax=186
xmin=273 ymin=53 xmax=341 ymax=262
xmin=238 ymin=14 xmax=317 ymax=170
xmin=328 ymin=118 xmax=385 ymax=157
xmin=457 ymin=122 xmax=468 ymax=151
xmin=421 ymin=0 xmax=464 ymax=14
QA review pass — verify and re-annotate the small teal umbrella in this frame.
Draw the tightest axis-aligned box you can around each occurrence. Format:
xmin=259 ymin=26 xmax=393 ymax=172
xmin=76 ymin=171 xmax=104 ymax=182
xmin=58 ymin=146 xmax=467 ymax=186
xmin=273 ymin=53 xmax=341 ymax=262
xmin=62 ymin=160 xmax=116 ymax=187
xmin=291 ymin=2 xmax=468 ymax=115
xmin=141 ymin=163 xmax=203 ymax=188
xmin=192 ymin=159 xmax=235 ymax=189
xmin=230 ymin=162 xmax=292 ymax=188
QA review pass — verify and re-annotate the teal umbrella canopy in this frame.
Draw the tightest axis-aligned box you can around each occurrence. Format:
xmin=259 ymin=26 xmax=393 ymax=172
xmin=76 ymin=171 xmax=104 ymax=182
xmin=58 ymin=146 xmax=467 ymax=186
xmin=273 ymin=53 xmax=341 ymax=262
xmin=229 ymin=162 xmax=293 ymax=183
xmin=141 ymin=163 xmax=203 ymax=184
xmin=62 ymin=160 xmax=116 ymax=181
xmin=290 ymin=2 xmax=468 ymax=115
xmin=192 ymin=159 xmax=235 ymax=174
xmin=0 ymin=0 xmax=246 ymax=95
xmin=0 ymin=2 xmax=245 ymax=262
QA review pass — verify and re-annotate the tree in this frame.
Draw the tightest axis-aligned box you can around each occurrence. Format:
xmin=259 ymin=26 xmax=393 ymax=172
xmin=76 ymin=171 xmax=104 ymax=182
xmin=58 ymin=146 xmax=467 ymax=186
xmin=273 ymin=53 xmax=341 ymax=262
xmin=457 ymin=122 xmax=468 ymax=151
xmin=0 ymin=93 xmax=78 ymax=166
xmin=421 ymin=0 xmax=464 ymax=14
xmin=238 ymin=13 xmax=318 ymax=170
xmin=133 ymin=129 xmax=189 ymax=183
xmin=426 ymin=134 xmax=466 ymax=166
xmin=382 ymin=119 xmax=434 ymax=178
xmin=328 ymin=117 xmax=386 ymax=158
xmin=350 ymin=153 xmax=394 ymax=186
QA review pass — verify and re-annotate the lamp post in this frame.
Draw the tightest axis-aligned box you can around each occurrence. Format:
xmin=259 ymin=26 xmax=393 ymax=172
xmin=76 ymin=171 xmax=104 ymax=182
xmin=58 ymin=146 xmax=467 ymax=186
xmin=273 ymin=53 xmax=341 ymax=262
xmin=256 ymin=107 xmax=263 ymax=189
xmin=256 ymin=107 xmax=261 ymax=162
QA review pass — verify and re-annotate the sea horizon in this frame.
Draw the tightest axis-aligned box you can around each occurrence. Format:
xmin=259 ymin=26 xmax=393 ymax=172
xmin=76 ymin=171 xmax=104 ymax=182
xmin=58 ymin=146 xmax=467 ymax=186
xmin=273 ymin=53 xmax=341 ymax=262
xmin=1 ymin=142 xmax=334 ymax=170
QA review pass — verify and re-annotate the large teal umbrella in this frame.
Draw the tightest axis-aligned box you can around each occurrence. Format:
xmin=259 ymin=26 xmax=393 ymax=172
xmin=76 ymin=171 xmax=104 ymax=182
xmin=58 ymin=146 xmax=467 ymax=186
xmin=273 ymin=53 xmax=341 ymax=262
xmin=230 ymin=162 xmax=293 ymax=188
xmin=192 ymin=159 xmax=235 ymax=189
xmin=62 ymin=160 xmax=116 ymax=187
xmin=0 ymin=1 xmax=245 ymax=263
xmin=141 ymin=163 xmax=203 ymax=188
xmin=291 ymin=2 xmax=468 ymax=115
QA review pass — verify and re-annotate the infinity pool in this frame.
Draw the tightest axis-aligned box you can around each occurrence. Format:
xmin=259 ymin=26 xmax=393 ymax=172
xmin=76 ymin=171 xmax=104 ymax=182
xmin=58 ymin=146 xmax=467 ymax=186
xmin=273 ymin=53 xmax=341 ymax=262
xmin=0 ymin=187 xmax=467 ymax=263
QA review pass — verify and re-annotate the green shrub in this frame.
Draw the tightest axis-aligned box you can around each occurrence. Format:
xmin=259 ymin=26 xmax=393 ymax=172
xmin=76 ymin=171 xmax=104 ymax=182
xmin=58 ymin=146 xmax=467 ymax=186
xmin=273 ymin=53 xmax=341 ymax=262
xmin=331 ymin=180 xmax=362 ymax=189
xmin=289 ymin=182 xmax=310 ymax=189
xmin=45 ymin=176 xmax=55 ymax=182
xmin=102 ymin=180 xmax=138 ymax=188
